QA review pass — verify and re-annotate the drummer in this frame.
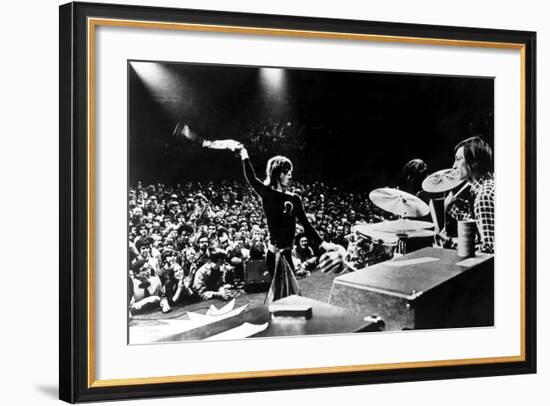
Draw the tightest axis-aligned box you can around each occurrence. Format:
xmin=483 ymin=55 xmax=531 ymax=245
xmin=402 ymin=158 xmax=431 ymax=203
xmin=444 ymin=137 xmax=494 ymax=254
xmin=402 ymin=158 xmax=436 ymax=223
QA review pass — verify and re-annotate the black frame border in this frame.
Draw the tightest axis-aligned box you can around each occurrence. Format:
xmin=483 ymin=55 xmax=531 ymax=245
xmin=59 ymin=1 xmax=537 ymax=403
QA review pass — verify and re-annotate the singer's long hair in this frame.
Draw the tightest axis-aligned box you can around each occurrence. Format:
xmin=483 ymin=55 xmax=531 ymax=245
xmin=264 ymin=155 xmax=293 ymax=190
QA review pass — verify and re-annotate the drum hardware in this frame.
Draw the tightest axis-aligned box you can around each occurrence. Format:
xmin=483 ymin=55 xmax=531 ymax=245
xmin=422 ymin=169 xmax=471 ymax=246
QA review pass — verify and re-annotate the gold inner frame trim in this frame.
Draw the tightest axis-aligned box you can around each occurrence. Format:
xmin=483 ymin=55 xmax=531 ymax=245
xmin=87 ymin=17 xmax=527 ymax=388
xmin=90 ymin=355 xmax=524 ymax=388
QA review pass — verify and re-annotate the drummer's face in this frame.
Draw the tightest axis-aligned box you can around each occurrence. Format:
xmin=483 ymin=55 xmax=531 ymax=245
xmin=453 ymin=147 xmax=470 ymax=180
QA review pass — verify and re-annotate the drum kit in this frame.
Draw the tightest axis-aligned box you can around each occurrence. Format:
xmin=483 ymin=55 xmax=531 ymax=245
xmin=348 ymin=168 xmax=465 ymax=267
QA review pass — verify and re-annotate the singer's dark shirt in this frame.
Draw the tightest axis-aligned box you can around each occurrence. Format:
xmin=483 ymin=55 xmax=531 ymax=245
xmin=242 ymin=158 xmax=322 ymax=249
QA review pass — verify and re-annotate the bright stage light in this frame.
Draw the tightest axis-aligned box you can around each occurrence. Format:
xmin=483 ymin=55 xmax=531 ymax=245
xmin=130 ymin=61 xmax=170 ymax=90
xmin=130 ymin=62 xmax=186 ymax=118
xmin=260 ymin=68 xmax=286 ymax=93
xmin=258 ymin=67 xmax=292 ymax=120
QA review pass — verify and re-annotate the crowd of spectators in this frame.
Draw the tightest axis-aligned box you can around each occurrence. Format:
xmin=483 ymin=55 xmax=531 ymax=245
xmin=128 ymin=178 xmax=393 ymax=316
xmin=245 ymin=120 xmax=304 ymax=158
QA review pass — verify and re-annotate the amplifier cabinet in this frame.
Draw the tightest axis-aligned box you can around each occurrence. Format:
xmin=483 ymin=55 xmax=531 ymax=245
xmin=243 ymin=259 xmax=271 ymax=293
xmin=330 ymin=247 xmax=493 ymax=330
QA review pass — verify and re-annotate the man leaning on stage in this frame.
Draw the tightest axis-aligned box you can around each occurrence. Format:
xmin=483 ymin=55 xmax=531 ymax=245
xmin=445 ymin=136 xmax=495 ymax=254
xmin=192 ymin=248 xmax=231 ymax=300
xmin=129 ymin=259 xmax=162 ymax=315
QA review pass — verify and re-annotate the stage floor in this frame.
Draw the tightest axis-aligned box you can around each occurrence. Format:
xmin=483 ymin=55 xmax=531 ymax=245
xmin=129 ymin=269 xmax=342 ymax=343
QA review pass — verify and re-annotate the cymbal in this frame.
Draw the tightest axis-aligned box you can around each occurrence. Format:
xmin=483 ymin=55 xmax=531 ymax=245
xmin=352 ymin=222 xmax=434 ymax=242
xmin=422 ymin=168 xmax=464 ymax=193
xmin=370 ymin=219 xmax=434 ymax=233
xmin=369 ymin=187 xmax=430 ymax=218
xmin=400 ymin=229 xmax=436 ymax=238
xmin=352 ymin=224 xmax=399 ymax=244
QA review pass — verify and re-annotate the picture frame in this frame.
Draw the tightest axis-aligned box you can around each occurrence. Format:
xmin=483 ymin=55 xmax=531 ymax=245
xmin=59 ymin=1 xmax=537 ymax=403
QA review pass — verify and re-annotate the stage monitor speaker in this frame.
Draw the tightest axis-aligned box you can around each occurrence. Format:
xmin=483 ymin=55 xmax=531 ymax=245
xmin=329 ymin=247 xmax=493 ymax=330
xmin=243 ymin=259 xmax=271 ymax=293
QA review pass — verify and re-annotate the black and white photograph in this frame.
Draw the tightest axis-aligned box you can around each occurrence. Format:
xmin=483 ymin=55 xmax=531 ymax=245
xmin=1 ymin=0 xmax=543 ymax=403
xmin=127 ymin=61 xmax=495 ymax=344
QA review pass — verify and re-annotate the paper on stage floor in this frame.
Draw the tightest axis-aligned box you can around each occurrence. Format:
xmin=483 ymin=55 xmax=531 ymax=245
xmin=129 ymin=320 xmax=206 ymax=344
xmin=206 ymin=298 xmax=236 ymax=316
xmin=187 ymin=302 xmax=246 ymax=322
xmin=130 ymin=303 xmax=247 ymax=344
xmin=204 ymin=322 xmax=269 ymax=341
xmin=385 ymin=257 xmax=440 ymax=267
xmin=456 ymin=254 xmax=492 ymax=267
